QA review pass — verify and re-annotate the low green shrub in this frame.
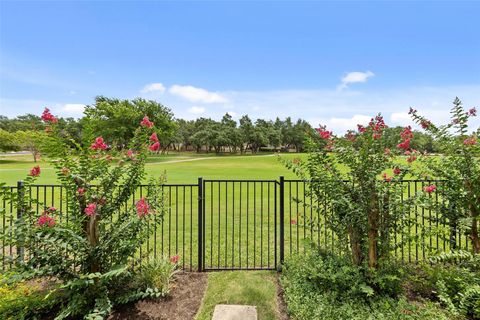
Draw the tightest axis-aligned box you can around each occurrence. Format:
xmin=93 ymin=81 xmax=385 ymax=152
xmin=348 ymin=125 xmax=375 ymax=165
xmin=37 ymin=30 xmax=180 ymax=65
xmin=281 ymin=246 xmax=459 ymax=320
xmin=407 ymin=251 xmax=480 ymax=319
xmin=0 ymin=273 xmax=62 ymax=320
xmin=114 ymin=256 xmax=179 ymax=305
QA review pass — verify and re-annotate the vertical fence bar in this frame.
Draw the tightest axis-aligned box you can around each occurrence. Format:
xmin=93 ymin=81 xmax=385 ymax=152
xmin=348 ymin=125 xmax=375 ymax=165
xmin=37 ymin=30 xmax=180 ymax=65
xmin=279 ymin=176 xmax=285 ymax=267
xmin=197 ymin=177 xmax=203 ymax=272
xmin=16 ymin=181 xmax=25 ymax=263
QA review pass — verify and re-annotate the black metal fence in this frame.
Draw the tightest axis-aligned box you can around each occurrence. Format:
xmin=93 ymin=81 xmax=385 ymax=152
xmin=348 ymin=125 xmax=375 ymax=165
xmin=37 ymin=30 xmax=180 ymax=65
xmin=0 ymin=178 xmax=471 ymax=272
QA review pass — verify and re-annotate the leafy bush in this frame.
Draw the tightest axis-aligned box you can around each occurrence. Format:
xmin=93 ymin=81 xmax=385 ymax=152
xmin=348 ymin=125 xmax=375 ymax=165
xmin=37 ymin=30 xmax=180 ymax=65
xmin=133 ymin=256 xmax=178 ymax=296
xmin=410 ymin=99 xmax=479 ymax=254
xmin=408 ymin=251 xmax=480 ymax=319
xmin=0 ymin=273 xmax=61 ymax=320
xmin=281 ymin=246 xmax=458 ymax=320
xmin=114 ymin=256 xmax=179 ymax=305
xmin=0 ymin=109 xmax=167 ymax=319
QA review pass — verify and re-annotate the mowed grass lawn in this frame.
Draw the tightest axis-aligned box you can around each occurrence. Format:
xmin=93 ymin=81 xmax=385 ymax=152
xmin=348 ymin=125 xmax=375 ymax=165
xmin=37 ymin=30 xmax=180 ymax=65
xmin=0 ymin=152 xmax=304 ymax=185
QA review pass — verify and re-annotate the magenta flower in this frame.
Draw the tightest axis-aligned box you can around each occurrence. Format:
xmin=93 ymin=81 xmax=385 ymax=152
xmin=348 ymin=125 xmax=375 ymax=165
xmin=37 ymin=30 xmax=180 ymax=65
xmin=170 ymin=255 xmax=180 ymax=264
xmin=420 ymin=120 xmax=431 ymax=129
xmin=85 ymin=203 xmax=97 ymax=216
xmin=468 ymin=107 xmax=477 ymax=117
xmin=400 ymin=126 xmax=414 ymax=141
xmin=77 ymin=187 xmax=85 ymax=195
xmin=90 ymin=137 xmax=108 ymax=150
xmin=29 ymin=165 xmax=41 ymax=177
xmin=290 ymin=219 xmax=297 ymax=225
xmin=149 ymin=142 xmax=160 ymax=152
xmin=393 ymin=167 xmax=401 ymax=175
xmin=136 ymin=198 xmax=150 ymax=217
xmin=38 ymin=215 xmax=55 ymax=227
xmin=150 ymin=132 xmax=159 ymax=142
xmin=397 ymin=139 xmax=410 ymax=151
xmin=41 ymin=108 xmax=58 ymax=123
xmin=316 ymin=127 xmax=332 ymax=140
xmin=464 ymin=137 xmax=477 ymax=146
xmin=424 ymin=185 xmax=436 ymax=193
xmin=140 ymin=116 xmax=154 ymax=128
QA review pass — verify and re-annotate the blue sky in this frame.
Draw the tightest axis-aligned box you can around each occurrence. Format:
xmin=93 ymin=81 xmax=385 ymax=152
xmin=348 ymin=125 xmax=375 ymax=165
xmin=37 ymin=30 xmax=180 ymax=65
xmin=1 ymin=1 xmax=479 ymax=132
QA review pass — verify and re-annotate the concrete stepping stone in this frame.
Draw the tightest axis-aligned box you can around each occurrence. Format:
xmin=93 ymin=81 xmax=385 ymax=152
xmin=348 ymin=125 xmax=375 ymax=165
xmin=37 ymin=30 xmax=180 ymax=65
xmin=212 ymin=304 xmax=258 ymax=320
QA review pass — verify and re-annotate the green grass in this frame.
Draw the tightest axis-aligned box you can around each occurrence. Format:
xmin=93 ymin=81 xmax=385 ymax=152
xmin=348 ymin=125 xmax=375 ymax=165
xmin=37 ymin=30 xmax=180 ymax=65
xmin=195 ymin=271 xmax=280 ymax=320
xmin=0 ymin=152 xmax=304 ymax=185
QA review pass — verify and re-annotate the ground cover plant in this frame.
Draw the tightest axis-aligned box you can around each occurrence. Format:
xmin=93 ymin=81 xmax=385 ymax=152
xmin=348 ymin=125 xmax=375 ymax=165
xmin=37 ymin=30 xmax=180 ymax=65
xmin=0 ymin=109 xmax=178 ymax=319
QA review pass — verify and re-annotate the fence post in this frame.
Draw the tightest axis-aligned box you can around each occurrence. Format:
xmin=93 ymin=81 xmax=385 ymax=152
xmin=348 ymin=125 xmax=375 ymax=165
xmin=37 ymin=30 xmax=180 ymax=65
xmin=17 ymin=180 xmax=25 ymax=263
xmin=197 ymin=177 xmax=203 ymax=272
xmin=279 ymin=176 xmax=285 ymax=267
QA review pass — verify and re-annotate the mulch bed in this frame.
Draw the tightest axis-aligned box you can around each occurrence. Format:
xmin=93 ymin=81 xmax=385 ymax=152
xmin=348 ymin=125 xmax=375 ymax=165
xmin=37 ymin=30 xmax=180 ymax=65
xmin=274 ymin=274 xmax=290 ymax=320
xmin=109 ymin=272 xmax=208 ymax=320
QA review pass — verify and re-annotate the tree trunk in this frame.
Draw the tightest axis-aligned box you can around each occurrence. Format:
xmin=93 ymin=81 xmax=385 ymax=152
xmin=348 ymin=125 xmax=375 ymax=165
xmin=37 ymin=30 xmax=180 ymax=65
xmin=368 ymin=192 xmax=379 ymax=269
xmin=348 ymin=226 xmax=363 ymax=265
xmin=87 ymin=215 xmax=101 ymax=272
xmin=470 ymin=206 xmax=480 ymax=254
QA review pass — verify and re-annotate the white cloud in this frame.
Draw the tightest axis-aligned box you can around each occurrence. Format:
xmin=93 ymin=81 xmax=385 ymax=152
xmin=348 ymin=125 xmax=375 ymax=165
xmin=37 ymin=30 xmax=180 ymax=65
xmin=390 ymin=112 xmax=411 ymax=126
xmin=187 ymin=106 xmax=206 ymax=114
xmin=339 ymin=71 xmax=375 ymax=89
xmin=61 ymin=103 xmax=86 ymax=113
xmin=169 ymin=85 xmax=228 ymax=103
xmin=141 ymin=83 xmax=166 ymax=94
xmin=328 ymin=115 xmax=371 ymax=131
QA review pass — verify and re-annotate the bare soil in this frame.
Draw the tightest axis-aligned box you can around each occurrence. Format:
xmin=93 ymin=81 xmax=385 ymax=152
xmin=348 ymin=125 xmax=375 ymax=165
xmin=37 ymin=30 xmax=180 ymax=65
xmin=274 ymin=274 xmax=290 ymax=320
xmin=109 ymin=272 xmax=208 ymax=320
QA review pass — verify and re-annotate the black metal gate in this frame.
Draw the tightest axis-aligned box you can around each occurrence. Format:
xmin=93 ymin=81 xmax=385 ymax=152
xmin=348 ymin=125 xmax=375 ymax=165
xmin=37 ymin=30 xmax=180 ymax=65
xmin=199 ymin=179 xmax=280 ymax=271
xmin=2 ymin=178 xmax=464 ymax=272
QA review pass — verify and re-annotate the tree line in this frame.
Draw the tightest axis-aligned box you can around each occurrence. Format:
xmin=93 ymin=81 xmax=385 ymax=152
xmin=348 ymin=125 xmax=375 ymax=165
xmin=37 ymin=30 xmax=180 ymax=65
xmin=0 ymin=96 xmax=444 ymax=159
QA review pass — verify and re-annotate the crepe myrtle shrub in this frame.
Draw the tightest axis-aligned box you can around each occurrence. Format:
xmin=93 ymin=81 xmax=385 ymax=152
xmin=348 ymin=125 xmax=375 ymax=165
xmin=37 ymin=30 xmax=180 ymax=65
xmin=0 ymin=109 xmax=167 ymax=319
xmin=409 ymin=97 xmax=479 ymax=254
xmin=285 ymin=115 xmax=417 ymax=270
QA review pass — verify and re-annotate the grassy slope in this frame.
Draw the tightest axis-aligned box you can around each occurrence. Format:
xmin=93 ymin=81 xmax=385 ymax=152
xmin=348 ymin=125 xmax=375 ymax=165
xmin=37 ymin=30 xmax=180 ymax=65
xmin=195 ymin=271 xmax=280 ymax=320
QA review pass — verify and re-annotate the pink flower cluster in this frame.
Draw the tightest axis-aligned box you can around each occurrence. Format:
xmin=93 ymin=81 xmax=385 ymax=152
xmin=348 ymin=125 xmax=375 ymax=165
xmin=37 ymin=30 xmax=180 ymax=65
xmin=397 ymin=126 xmax=413 ymax=151
xmin=464 ymin=136 xmax=477 ymax=146
xmin=468 ymin=108 xmax=477 ymax=117
xmin=420 ymin=120 xmax=431 ymax=129
xmin=41 ymin=108 xmax=58 ymax=123
xmin=424 ymin=185 xmax=436 ymax=193
xmin=316 ymin=127 xmax=332 ymax=140
xmin=38 ymin=215 xmax=55 ymax=227
xmin=136 ymin=198 xmax=150 ymax=217
xmin=368 ymin=115 xmax=387 ymax=133
xmin=90 ymin=137 xmax=108 ymax=150
xmin=393 ymin=167 xmax=401 ymax=175
xmin=29 ymin=165 xmax=41 ymax=177
xmin=140 ymin=116 xmax=154 ymax=128
xmin=149 ymin=132 xmax=161 ymax=152
xmin=170 ymin=255 xmax=180 ymax=264
xmin=382 ymin=173 xmax=392 ymax=182
xmin=85 ymin=203 xmax=97 ymax=216
xmin=127 ymin=149 xmax=136 ymax=159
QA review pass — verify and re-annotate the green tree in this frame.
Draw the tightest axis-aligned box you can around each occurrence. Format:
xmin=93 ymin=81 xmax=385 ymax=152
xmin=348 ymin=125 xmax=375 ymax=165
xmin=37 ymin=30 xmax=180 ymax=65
xmin=84 ymin=97 xmax=177 ymax=150
xmin=0 ymin=129 xmax=20 ymax=152
xmin=15 ymin=130 xmax=47 ymax=162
